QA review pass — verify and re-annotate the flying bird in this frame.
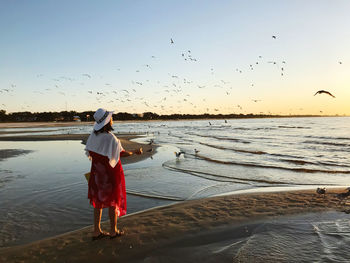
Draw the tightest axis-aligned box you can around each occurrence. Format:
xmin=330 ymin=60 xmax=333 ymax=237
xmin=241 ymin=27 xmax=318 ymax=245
xmin=314 ymin=90 xmax=335 ymax=98
xmin=272 ymin=35 xmax=277 ymax=39
xmin=170 ymin=38 xmax=174 ymax=44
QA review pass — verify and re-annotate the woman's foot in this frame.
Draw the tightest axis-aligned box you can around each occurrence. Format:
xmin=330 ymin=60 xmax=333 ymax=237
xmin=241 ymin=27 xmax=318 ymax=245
xmin=110 ymin=229 xmax=125 ymax=239
xmin=92 ymin=231 xmax=109 ymax=241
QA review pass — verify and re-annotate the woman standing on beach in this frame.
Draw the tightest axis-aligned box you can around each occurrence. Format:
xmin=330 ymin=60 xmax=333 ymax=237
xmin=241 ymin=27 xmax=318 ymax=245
xmin=85 ymin=108 xmax=142 ymax=240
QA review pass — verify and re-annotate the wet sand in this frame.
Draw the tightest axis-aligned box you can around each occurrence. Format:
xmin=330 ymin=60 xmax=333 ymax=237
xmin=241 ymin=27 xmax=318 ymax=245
xmin=0 ymin=188 xmax=349 ymax=262
xmin=0 ymin=149 xmax=34 ymax=162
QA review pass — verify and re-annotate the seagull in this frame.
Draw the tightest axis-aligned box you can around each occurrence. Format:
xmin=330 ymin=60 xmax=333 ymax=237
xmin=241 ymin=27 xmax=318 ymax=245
xmin=174 ymin=151 xmax=185 ymax=158
xmin=316 ymin=187 xmax=326 ymax=198
xmin=336 ymin=187 xmax=350 ymax=205
xmin=314 ymin=90 xmax=335 ymax=98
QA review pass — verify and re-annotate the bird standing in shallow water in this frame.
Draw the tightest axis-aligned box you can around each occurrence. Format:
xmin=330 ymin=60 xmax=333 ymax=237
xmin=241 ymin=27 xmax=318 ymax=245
xmin=336 ymin=187 xmax=350 ymax=205
xmin=175 ymin=151 xmax=185 ymax=158
xmin=316 ymin=187 xmax=326 ymax=198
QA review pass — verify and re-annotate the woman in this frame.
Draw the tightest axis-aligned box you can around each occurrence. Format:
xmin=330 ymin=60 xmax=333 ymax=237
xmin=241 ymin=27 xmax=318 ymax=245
xmin=85 ymin=108 xmax=142 ymax=240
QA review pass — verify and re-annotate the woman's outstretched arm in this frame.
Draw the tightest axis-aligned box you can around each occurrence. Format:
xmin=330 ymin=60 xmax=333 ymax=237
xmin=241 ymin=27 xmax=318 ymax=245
xmin=120 ymin=147 xmax=143 ymax=157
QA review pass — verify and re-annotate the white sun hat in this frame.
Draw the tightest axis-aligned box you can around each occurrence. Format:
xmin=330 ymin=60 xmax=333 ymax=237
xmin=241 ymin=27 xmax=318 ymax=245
xmin=93 ymin=108 xmax=114 ymax=131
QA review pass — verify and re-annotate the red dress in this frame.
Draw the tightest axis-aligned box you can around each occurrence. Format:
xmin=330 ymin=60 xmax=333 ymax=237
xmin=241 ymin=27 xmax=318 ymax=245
xmin=88 ymin=151 xmax=127 ymax=216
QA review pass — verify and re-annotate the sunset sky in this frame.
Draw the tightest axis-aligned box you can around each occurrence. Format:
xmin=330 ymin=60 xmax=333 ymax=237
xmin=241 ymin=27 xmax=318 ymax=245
xmin=1 ymin=0 xmax=350 ymax=115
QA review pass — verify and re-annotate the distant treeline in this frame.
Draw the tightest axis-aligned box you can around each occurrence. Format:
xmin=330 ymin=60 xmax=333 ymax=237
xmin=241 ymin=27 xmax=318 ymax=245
xmin=0 ymin=109 xmax=329 ymax=122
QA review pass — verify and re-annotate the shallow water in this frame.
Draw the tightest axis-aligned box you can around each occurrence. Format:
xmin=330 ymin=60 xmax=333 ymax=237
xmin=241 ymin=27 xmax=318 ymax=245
xmin=0 ymin=141 xmax=173 ymax=247
xmin=1 ymin=117 xmax=350 ymax=251
xmin=140 ymin=212 xmax=350 ymax=263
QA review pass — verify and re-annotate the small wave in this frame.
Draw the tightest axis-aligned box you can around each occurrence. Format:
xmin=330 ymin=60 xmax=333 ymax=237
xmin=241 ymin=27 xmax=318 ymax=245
xmin=305 ymin=135 xmax=350 ymax=141
xmin=163 ymin=163 xmax=289 ymax=185
xmin=198 ymin=142 xmax=311 ymax=162
xmin=199 ymin=142 xmax=266 ymax=155
xmin=303 ymin=140 xmax=350 ymax=147
xmin=186 ymin=132 xmax=250 ymax=144
xmin=270 ymin=153 xmax=304 ymax=159
xmin=278 ymin=125 xmax=311 ymax=129
xmin=251 ymin=127 xmax=276 ymax=131
xmin=317 ymin=161 xmax=350 ymax=168
xmin=195 ymin=154 xmax=350 ymax=174
xmin=279 ymin=158 xmax=350 ymax=168
xmin=232 ymin=127 xmax=252 ymax=131
xmin=127 ymin=189 xmax=184 ymax=201
xmin=279 ymin=159 xmax=315 ymax=166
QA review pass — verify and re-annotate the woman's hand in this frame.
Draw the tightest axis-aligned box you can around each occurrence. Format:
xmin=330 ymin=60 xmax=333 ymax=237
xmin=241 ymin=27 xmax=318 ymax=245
xmin=134 ymin=147 xmax=143 ymax=155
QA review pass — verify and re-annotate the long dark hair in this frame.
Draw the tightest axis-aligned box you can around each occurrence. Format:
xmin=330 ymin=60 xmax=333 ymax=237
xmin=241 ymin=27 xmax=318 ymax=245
xmin=94 ymin=122 xmax=114 ymax=135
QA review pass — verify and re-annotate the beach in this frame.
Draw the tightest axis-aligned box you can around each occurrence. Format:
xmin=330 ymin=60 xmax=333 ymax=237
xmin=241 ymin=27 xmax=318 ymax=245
xmin=0 ymin=189 xmax=349 ymax=262
xmin=1 ymin=121 xmax=350 ymax=262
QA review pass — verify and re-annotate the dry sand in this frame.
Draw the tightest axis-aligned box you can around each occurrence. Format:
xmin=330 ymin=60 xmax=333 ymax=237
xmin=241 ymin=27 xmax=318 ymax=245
xmin=0 ymin=188 xmax=349 ymax=262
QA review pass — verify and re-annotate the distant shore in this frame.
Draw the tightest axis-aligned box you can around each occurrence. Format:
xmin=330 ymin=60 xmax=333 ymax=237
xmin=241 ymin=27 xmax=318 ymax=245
xmin=0 ymin=121 xmax=95 ymax=129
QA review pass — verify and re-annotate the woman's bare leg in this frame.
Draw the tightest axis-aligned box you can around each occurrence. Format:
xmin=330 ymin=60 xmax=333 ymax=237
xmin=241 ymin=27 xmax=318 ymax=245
xmin=108 ymin=207 xmax=117 ymax=235
xmin=109 ymin=207 xmax=124 ymax=237
xmin=93 ymin=208 xmax=103 ymax=236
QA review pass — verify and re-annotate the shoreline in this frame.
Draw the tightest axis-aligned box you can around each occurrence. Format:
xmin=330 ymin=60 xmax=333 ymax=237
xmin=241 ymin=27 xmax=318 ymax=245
xmin=1 ymin=188 xmax=349 ymax=261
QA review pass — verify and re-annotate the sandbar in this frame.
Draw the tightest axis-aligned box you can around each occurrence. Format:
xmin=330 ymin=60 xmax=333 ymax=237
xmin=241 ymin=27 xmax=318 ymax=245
xmin=0 ymin=133 xmax=154 ymax=165
xmin=0 ymin=188 xmax=349 ymax=262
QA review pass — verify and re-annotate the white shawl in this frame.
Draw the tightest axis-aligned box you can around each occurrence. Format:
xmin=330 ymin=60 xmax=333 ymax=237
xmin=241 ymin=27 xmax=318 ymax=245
xmin=85 ymin=131 xmax=124 ymax=168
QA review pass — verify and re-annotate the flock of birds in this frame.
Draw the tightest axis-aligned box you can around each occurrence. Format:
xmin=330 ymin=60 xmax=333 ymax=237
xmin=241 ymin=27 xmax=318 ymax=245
xmin=1 ymin=35 xmax=340 ymax=114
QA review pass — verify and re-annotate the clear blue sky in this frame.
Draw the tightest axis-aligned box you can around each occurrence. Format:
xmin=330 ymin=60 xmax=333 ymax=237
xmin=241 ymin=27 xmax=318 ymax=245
xmin=1 ymin=0 xmax=350 ymax=115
